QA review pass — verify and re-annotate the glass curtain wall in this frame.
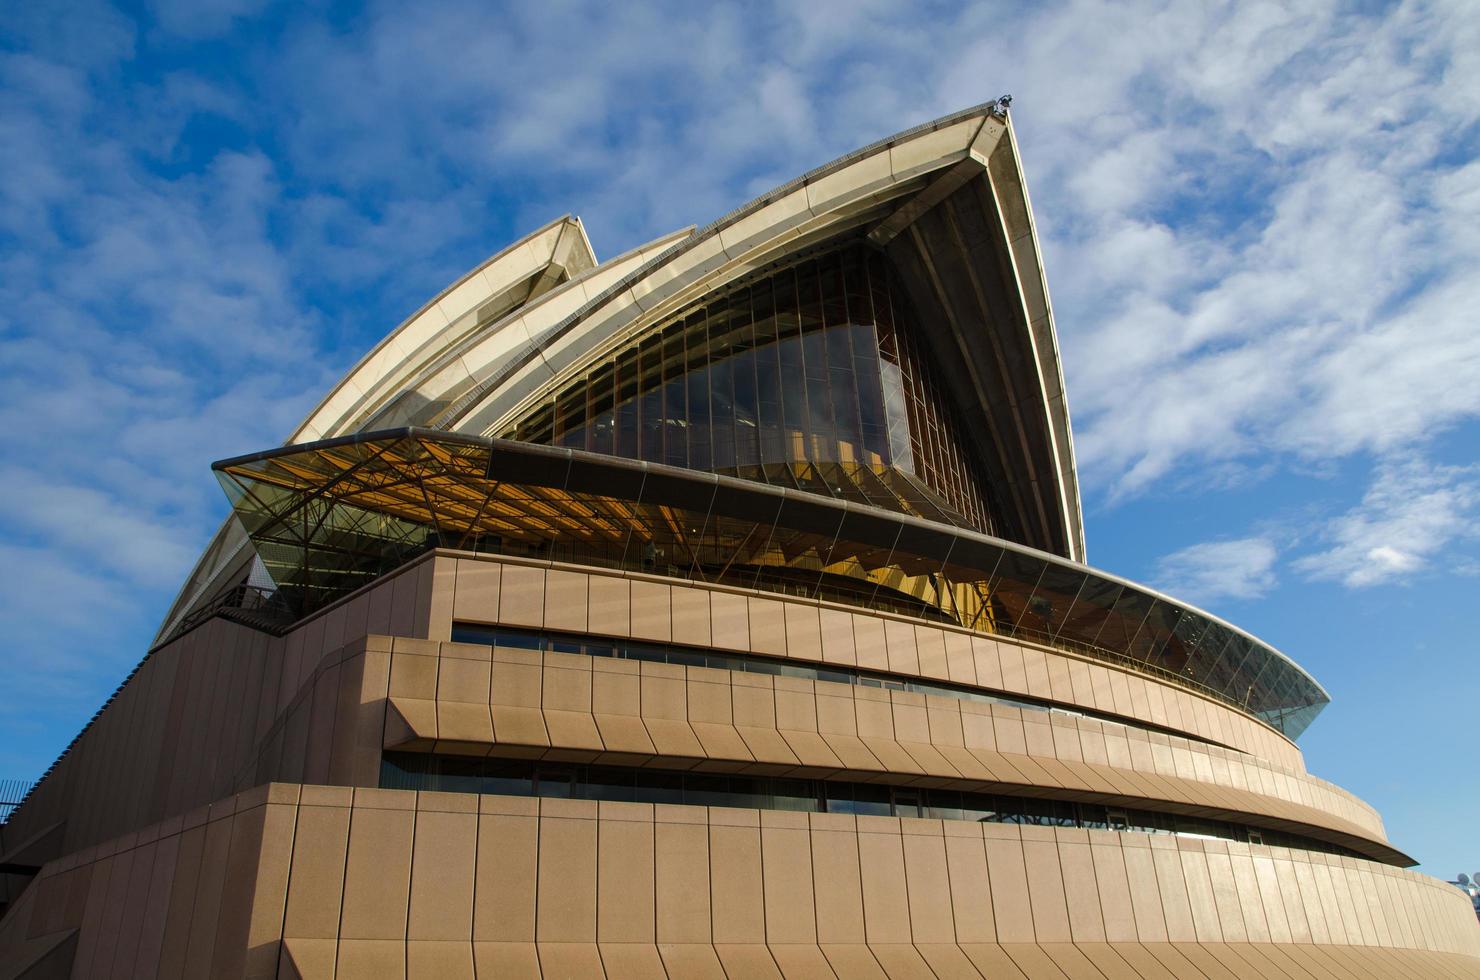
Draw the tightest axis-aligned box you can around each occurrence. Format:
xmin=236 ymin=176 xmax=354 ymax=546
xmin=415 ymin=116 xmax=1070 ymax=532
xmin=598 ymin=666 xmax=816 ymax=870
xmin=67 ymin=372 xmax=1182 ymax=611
xmin=502 ymin=246 xmax=1000 ymax=536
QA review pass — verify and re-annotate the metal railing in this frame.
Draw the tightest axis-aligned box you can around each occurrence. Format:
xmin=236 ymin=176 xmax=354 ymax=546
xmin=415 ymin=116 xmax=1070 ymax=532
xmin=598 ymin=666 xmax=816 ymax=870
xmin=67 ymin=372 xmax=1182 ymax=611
xmin=167 ymin=583 xmax=298 ymax=642
xmin=0 ymin=778 xmax=36 ymax=824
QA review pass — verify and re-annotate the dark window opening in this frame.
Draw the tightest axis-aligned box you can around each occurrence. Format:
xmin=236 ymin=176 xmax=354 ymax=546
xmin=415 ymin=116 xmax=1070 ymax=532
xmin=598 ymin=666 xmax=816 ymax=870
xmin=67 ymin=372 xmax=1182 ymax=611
xmin=382 ymin=752 xmax=1363 ymax=860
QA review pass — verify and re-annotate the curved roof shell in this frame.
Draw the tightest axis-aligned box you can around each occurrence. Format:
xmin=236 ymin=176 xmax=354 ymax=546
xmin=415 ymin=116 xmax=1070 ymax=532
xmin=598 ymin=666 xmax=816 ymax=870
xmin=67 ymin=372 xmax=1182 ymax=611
xmin=436 ymin=103 xmax=1085 ymax=562
xmin=158 ymin=102 xmax=1086 ymax=641
xmin=152 ymin=104 xmax=1331 ymax=744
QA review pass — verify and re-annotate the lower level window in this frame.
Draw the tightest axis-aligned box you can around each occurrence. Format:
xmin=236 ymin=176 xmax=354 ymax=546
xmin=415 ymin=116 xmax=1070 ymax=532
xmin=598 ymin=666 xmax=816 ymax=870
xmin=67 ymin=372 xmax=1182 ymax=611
xmin=381 ymin=751 xmax=1359 ymax=859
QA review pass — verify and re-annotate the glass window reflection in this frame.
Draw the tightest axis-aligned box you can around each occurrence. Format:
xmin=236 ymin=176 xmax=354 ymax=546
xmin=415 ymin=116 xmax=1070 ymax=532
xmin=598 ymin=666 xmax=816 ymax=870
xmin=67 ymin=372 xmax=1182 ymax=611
xmin=499 ymin=246 xmax=1001 ymax=537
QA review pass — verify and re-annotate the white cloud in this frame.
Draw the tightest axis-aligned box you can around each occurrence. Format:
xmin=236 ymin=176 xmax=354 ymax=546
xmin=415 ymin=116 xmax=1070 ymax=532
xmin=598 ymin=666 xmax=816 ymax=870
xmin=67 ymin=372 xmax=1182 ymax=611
xmin=1153 ymin=536 xmax=1279 ymax=607
xmin=0 ymin=8 xmax=345 ymax=769
xmin=1295 ymin=457 xmax=1480 ymax=588
xmin=928 ymin=2 xmax=1480 ymax=500
xmin=0 ymin=469 xmax=199 ymax=587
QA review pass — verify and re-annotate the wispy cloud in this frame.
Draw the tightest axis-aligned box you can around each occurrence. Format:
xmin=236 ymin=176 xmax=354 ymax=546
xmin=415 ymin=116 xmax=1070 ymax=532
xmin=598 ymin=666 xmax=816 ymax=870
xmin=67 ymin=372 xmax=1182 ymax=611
xmin=0 ymin=3 xmax=339 ymax=767
xmin=1295 ymin=457 xmax=1480 ymax=588
xmin=968 ymin=1 xmax=1480 ymax=502
xmin=1153 ymin=537 xmax=1279 ymax=608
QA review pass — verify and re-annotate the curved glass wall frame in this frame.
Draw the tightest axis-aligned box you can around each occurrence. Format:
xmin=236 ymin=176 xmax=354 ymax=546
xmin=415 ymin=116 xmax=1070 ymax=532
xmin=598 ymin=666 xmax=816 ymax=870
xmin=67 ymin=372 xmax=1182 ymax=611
xmin=497 ymin=245 xmax=1005 ymax=538
xmin=211 ymin=431 xmax=1331 ymax=738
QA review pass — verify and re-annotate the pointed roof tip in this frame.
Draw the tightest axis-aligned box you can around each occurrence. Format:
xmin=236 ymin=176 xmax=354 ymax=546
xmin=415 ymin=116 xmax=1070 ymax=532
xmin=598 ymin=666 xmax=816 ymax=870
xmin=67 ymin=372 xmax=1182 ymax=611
xmin=567 ymin=213 xmax=597 ymax=265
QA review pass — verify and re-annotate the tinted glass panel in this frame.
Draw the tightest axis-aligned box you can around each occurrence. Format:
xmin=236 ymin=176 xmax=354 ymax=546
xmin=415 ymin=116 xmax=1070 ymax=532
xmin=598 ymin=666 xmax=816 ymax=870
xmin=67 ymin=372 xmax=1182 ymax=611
xmin=497 ymin=246 xmax=1002 ymax=537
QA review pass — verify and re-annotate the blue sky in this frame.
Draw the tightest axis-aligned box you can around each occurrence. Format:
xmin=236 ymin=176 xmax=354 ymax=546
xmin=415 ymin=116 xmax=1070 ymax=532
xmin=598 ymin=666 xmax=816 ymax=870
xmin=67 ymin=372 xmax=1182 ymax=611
xmin=2 ymin=0 xmax=1477 ymax=877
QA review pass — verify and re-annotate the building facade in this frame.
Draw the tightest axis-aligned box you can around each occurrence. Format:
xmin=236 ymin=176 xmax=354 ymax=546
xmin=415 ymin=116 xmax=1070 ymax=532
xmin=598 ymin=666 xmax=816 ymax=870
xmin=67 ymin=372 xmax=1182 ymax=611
xmin=2 ymin=102 xmax=1478 ymax=978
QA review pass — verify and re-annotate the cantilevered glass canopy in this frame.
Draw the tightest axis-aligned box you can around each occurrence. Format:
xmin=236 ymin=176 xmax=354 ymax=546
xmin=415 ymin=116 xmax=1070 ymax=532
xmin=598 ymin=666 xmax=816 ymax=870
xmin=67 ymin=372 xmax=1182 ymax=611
xmin=213 ymin=429 xmax=1328 ymax=738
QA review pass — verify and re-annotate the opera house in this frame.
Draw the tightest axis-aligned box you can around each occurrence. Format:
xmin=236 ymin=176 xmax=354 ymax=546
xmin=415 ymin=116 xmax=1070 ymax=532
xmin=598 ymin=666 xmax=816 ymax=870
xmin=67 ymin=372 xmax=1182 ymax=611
xmin=2 ymin=101 xmax=1477 ymax=978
